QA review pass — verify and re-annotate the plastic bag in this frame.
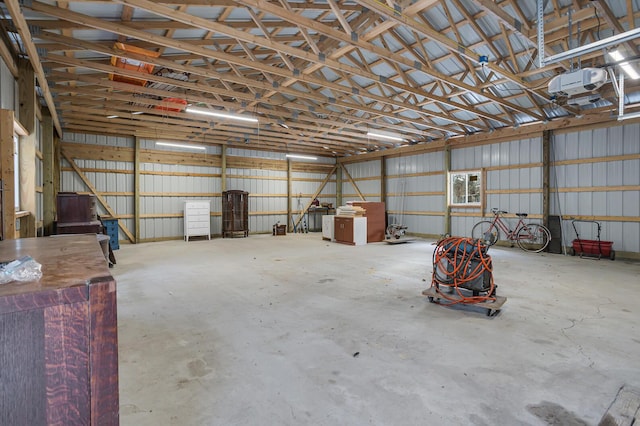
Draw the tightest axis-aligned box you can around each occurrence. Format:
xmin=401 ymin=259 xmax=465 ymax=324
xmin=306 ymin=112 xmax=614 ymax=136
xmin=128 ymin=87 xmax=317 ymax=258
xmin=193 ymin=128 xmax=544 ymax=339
xmin=0 ymin=256 xmax=43 ymax=285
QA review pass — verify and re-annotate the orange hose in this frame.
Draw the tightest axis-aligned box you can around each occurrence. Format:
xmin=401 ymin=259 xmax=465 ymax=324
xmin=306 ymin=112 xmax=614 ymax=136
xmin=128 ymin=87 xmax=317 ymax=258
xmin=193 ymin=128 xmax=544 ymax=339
xmin=431 ymin=237 xmax=496 ymax=305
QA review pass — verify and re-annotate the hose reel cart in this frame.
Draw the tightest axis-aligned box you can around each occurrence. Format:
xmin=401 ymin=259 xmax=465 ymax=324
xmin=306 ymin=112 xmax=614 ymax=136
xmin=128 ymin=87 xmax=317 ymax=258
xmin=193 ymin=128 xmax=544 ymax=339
xmin=422 ymin=237 xmax=506 ymax=316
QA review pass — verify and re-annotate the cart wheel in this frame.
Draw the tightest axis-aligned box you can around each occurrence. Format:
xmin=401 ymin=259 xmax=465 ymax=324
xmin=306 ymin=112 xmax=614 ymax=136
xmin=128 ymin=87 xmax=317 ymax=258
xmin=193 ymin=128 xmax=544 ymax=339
xmin=610 ymin=250 xmax=615 ymax=261
xmin=487 ymin=309 xmax=501 ymax=317
xmin=569 ymin=247 xmax=575 ymax=256
xmin=428 ymin=296 xmax=434 ymax=303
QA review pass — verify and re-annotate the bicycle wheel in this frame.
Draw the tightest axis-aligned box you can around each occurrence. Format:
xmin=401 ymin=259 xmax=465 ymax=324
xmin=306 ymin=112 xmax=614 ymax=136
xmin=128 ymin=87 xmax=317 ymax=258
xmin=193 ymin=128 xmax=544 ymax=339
xmin=516 ymin=224 xmax=551 ymax=252
xmin=471 ymin=221 xmax=500 ymax=245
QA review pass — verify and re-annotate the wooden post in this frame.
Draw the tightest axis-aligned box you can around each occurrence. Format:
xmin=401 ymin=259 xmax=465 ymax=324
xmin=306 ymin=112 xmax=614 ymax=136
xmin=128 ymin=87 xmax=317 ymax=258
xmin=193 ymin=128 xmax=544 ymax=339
xmin=444 ymin=143 xmax=451 ymax=236
xmin=336 ymin=163 xmax=342 ymax=207
xmin=134 ymin=137 xmax=140 ymax=243
xmin=220 ymin=145 xmax=227 ymax=192
xmin=53 ymin=134 xmax=61 ymax=201
xmin=18 ymin=59 xmax=35 ymax=135
xmin=287 ymin=158 xmax=292 ymax=232
xmin=1 ymin=109 xmax=16 ymax=240
xmin=380 ymin=156 xmax=386 ymax=204
xmin=42 ymin=111 xmax=55 ymax=235
xmin=18 ymin=59 xmax=36 ymax=237
xmin=18 ymin=135 xmax=36 ymax=227
xmin=18 ymin=213 xmax=35 ymax=238
xmin=542 ymin=130 xmax=551 ymax=228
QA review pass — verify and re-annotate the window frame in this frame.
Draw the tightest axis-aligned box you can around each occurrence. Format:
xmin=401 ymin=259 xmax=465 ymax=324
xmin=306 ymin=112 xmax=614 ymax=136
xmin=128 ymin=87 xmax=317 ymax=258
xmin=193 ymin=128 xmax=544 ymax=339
xmin=448 ymin=170 xmax=482 ymax=207
xmin=14 ymin=134 xmax=20 ymax=211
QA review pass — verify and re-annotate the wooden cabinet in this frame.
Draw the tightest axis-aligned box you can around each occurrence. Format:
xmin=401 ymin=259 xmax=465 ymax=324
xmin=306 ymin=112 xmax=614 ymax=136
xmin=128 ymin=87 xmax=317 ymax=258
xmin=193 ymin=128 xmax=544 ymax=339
xmin=334 ymin=216 xmax=367 ymax=245
xmin=351 ymin=201 xmax=386 ymax=243
xmin=56 ymin=192 xmax=102 ymax=235
xmin=57 ymin=192 xmax=97 ymax=223
xmin=222 ymin=190 xmax=249 ymax=238
xmin=0 ymin=234 xmax=119 ymax=425
xmin=184 ymin=200 xmax=211 ymax=241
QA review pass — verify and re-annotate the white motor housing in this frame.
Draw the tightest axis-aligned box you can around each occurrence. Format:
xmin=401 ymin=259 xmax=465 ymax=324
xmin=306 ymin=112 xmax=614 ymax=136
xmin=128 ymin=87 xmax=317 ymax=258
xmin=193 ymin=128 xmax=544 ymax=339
xmin=548 ymin=68 xmax=607 ymax=96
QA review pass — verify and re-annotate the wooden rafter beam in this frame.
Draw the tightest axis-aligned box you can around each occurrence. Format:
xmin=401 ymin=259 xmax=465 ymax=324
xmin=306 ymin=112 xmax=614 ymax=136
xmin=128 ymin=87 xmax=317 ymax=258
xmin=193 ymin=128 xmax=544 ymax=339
xmin=33 ymin=18 xmax=467 ymax=135
xmin=233 ymin=0 xmax=513 ymax=124
xmin=4 ymin=0 xmax=62 ymax=135
xmin=110 ymin=0 xmax=499 ymax=131
xmin=591 ymin=0 xmax=640 ymax=55
xmin=466 ymin=0 xmax=559 ymax=74
xmin=47 ymin=70 xmax=433 ymax=142
xmin=43 ymin=52 xmax=456 ymax=134
xmin=349 ymin=0 xmax=545 ymax=104
xmin=470 ymin=0 xmax=530 ymax=33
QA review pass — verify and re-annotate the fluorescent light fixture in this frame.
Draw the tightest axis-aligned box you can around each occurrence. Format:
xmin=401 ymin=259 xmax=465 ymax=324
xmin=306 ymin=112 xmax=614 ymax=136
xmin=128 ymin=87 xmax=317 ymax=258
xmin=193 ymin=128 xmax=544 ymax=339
xmin=618 ymin=111 xmax=640 ymax=121
xmin=620 ymin=63 xmax=640 ymax=80
xmin=185 ymin=107 xmax=258 ymax=123
xmin=132 ymin=111 xmax=144 ymax=115
xmin=106 ymin=115 xmax=118 ymax=119
xmin=367 ymin=131 xmax=404 ymax=142
xmin=285 ymin=154 xmax=317 ymax=160
xmin=156 ymin=141 xmax=206 ymax=150
xmin=609 ymin=50 xmax=625 ymax=61
xmin=609 ymin=50 xmax=640 ymax=80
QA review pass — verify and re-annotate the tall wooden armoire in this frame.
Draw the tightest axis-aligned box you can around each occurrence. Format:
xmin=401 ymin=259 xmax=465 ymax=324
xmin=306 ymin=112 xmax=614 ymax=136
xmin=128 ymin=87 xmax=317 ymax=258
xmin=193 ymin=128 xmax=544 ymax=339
xmin=222 ymin=190 xmax=249 ymax=238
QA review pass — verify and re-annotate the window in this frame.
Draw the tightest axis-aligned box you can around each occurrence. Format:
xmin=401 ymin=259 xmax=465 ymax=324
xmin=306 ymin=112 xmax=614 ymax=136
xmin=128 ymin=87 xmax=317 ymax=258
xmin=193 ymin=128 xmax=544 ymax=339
xmin=449 ymin=170 xmax=481 ymax=206
xmin=14 ymin=135 xmax=19 ymax=210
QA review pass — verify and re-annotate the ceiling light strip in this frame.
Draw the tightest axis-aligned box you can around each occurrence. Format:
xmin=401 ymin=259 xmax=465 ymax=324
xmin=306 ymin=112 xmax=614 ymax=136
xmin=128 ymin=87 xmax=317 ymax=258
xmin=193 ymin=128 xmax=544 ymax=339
xmin=367 ymin=131 xmax=404 ymax=142
xmin=156 ymin=141 xmax=206 ymax=150
xmin=185 ymin=107 xmax=258 ymax=123
xmin=285 ymin=154 xmax=317 ymax=160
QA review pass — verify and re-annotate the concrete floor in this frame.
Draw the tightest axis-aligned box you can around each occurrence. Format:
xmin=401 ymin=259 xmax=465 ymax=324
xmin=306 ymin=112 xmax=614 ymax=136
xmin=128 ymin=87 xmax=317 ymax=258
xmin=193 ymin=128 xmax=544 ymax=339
xmin=114 ymin=233 xmax=640 ymax=426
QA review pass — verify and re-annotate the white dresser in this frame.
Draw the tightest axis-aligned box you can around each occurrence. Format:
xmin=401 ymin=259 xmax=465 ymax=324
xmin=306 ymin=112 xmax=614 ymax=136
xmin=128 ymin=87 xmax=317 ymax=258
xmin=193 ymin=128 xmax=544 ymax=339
xmin=184 ymin=200 xmax=211 ymax=241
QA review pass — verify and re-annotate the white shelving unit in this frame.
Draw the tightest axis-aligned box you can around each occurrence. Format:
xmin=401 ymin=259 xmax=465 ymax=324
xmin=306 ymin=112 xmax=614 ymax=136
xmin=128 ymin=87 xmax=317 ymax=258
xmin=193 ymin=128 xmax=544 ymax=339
xmin=184 ymin=200 xmax=211 ymax=241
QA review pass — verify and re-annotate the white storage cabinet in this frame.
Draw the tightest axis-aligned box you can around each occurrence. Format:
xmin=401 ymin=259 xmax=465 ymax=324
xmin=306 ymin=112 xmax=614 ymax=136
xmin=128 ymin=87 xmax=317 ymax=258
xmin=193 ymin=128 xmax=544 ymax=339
xmin=184 ymin=200 xmax=211 ymax=241
xmin=322 ymin=215 xmax=334 ymax=241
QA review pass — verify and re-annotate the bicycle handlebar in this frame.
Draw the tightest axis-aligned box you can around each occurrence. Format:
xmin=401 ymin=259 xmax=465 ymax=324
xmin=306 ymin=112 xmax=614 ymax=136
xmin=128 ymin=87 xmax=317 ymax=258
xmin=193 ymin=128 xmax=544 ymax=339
xmin=491 ymin=208 xmax=508 ymax=215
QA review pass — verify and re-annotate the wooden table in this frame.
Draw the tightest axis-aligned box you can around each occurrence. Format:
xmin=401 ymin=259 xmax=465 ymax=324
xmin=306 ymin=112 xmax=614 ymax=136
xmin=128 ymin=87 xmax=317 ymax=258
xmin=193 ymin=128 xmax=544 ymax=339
xmin=0 ymin=234 xmax=119 ymax=425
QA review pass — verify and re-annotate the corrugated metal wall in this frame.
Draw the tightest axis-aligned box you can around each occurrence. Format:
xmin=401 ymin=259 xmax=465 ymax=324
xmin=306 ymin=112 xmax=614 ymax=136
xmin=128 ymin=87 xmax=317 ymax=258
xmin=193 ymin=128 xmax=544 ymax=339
xmin=140 ymin=139 xmax=220 ymax=239
xmin=385 ymin=151 xmax=445 ymax=236
xmin=450 ymin=137 xmax=543 ymax=237
xmin=58 ymin=126 xmax=639 ymax=253
xmin=226 ymin=163 xmax=287 ymax=233
xmin=551 ymin=124 xmax=640 ymax=253
xmin=0 ymin=59 xmax=16 ymax=109
xmin=343 ymin=159 xmax=382 ymax=202
xmin=61 ymin=133 xmax=338 ymax=240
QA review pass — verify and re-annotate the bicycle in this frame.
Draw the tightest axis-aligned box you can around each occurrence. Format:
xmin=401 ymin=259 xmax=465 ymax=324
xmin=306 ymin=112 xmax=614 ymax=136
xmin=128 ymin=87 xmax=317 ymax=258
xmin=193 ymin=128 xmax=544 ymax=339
xmin=471 ymin=208 xmax=551 ymax=253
